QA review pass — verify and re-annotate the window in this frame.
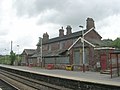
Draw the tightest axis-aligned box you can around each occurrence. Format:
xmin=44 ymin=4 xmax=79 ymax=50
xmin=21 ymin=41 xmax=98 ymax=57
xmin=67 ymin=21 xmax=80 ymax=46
xmin=49 ymin=44 xmax=51 ymax=51
xmin=60 ymin=41 xmax=65 ymax=49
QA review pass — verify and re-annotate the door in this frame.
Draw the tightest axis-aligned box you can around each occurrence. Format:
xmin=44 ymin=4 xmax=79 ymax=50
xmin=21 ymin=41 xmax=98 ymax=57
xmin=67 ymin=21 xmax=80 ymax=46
xmin=100 ymin=54 xmax=107 ymax=71
xmin=74 ymin=50 xmax=80 ymax=65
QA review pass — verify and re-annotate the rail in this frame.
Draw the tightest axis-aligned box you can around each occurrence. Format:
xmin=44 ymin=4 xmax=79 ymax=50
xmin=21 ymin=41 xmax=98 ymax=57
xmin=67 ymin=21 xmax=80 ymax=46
xmin=0 ymin=66 xmax=71 ymax=90
xmin=0 ymin=79 xmax=18 ymax=90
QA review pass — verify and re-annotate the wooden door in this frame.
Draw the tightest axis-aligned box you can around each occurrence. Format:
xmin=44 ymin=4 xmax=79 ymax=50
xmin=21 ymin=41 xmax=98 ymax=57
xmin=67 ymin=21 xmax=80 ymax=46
xmin=100 ymin=54 xmax=107 ymax=71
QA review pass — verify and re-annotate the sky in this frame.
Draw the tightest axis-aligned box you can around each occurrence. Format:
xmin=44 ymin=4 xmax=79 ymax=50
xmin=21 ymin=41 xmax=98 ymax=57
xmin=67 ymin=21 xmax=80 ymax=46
xmin=0 ymin=0 xmax=120 ymax=55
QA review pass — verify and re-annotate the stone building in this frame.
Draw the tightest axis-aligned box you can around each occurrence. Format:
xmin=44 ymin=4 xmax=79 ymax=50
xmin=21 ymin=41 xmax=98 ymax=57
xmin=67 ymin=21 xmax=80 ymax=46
xmin=21 ymin=18 xmax=114 ymax=71
xmin=34 ymin=18 xmax=103 ymax=69
xmin=21 ymin=49 xmax=36 ymax=66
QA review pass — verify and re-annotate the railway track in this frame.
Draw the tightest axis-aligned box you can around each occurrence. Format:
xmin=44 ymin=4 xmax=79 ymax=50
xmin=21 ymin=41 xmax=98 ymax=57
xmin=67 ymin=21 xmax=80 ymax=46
xmin=0 ymin=79 xmax=18 ymax=90
xmin=0 ymin=65 xmax=120 ymax=90
xmin=0 ymin=69 xmax=71 ymax=90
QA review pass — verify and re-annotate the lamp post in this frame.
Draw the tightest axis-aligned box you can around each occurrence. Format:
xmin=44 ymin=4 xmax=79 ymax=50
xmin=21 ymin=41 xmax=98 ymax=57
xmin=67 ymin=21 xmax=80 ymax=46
xmin=79 ymin=25 xmax=85 ymax=72
xmin=17 ymin=45 xmax=19 ymax=65
xmin=4 ymin=49 xmax=7 ymax=64
xmin=39 ymin=37 xmax=42 ymax=68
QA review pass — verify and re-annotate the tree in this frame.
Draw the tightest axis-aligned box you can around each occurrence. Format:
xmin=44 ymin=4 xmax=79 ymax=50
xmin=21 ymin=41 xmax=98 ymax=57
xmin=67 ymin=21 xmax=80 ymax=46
xmin=112 ymin=38 xmax=120 ymax=48
xmin=9 ymin=50 xmax=16 ymax=65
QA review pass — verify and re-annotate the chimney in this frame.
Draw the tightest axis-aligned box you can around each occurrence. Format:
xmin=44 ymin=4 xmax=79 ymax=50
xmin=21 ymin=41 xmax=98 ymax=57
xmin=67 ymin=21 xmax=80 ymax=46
xmin=59 ymin=27 xmax=64 ymax=37
xmin=86 ymin=18 xmax=95 ymax=30
xmin=66 ymin=25 xmax=72 ymax=35
xmin=43 ymin=32 xmax=49 ymax=42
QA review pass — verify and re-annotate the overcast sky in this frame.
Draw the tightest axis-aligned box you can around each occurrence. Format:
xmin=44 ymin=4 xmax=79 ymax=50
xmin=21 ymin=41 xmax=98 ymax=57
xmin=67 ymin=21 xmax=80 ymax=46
xmin=0 ymin=0 xmax=120 ymax=55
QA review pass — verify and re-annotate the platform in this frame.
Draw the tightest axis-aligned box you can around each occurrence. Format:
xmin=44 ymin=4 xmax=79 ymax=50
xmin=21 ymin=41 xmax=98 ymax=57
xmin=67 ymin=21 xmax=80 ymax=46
xmin=0 ymin=65 xmax=120 ymax=87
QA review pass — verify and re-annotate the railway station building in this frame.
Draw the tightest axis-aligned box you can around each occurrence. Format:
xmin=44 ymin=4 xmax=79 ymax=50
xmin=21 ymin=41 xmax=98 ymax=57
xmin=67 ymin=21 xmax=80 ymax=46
xmin=21 ymin=18 xmax=114 ymax=71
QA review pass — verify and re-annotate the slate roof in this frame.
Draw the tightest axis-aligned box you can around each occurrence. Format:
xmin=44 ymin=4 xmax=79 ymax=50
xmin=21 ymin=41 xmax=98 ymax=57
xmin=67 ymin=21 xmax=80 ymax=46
xmin=22 ymin=49 xmax=36 ymax=55
xmin=42 ymin=29 xmax=87 ymax=45
xmin=42 ymin=29 xmax=102 ymax=45
xmin=32 ymin=49 xmax=67 ymax=58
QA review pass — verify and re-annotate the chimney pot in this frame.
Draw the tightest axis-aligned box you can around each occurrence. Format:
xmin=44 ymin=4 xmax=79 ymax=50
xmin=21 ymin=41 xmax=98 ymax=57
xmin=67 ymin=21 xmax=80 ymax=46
xmin=66 ymin=25 xmax=72 ymax=35
xmin=43 ymin=32 xmax=49 ymax=42
xmin=59 ymin=27 xmax=64 ymax=37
